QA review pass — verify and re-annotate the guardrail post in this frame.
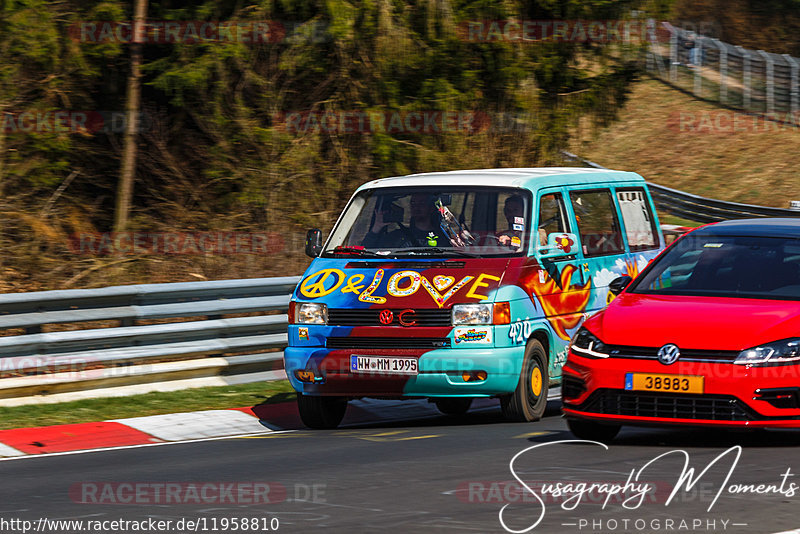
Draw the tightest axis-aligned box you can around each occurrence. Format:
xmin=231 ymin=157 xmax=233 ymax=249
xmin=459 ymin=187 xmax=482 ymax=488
xmin=758 ymin=50 xmax=775 ymax=114
xmin=669 ymin=24 xmax=678 ymax=82
xmin=644 ymin=19 xmax=667 ymax=78
xmin=783 ymin=54 xmax=799 ymax=115
xmin=693 ymin=39 xmax=703 ymax=97
xmin=714 ymin=39 xmax=727 ymax=103
xmin=737 ymin=46 xmax=751 ymax=109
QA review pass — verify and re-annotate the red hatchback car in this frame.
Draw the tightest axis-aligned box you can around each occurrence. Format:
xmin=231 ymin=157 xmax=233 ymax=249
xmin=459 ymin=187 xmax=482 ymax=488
xmin=563 ymin=218 xmax=800 ymax=441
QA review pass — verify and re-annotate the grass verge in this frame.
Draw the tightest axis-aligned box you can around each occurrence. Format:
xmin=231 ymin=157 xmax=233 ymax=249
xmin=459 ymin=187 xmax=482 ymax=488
xmin=0 ymin=380 xmax=296 ymax=430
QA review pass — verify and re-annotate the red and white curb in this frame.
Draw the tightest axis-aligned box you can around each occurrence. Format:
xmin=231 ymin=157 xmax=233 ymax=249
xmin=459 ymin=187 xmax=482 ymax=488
xmin=0 ymin=407 xmax=272 ymax=459
xmin=0 ymin=392 xmax=559 ymax=459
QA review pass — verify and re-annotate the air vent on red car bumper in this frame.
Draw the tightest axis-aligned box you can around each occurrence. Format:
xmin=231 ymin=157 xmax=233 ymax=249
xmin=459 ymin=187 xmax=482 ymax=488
xmin=575 ymin=389 xmax=755 ymax=421
xmin=561 ymin=375 xmax=587 ymax=400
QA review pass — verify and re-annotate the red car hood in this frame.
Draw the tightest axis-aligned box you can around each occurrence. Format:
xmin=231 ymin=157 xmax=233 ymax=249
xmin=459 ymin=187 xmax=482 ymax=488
xmin=590 ymin=293 xmax=800 ymax=351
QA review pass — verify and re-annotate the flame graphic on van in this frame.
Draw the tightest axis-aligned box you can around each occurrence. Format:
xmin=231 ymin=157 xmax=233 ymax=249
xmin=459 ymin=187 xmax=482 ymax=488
xmin=521 ymin=264 xmax=592 ymax=340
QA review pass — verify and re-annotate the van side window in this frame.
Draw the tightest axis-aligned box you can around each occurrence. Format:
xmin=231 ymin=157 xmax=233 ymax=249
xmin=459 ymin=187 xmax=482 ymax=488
xmin=569 ymin=189 xmax=624 ymax=257
xmin=536 ymin=193 xmax=569 ymax=246
xmin=616 ymin=188 xmax=659 ymax=251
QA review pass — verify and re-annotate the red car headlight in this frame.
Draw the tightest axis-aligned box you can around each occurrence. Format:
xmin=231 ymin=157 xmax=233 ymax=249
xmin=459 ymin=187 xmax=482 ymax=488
xmin=570 ymin=327 xmax=610 ymax=359
xmin=735 ymin=338 xmax=800 ymax=366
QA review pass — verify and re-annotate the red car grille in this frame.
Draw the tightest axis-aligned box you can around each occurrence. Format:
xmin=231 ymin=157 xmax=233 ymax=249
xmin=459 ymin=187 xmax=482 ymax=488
xmin=578 ymin=389 xmax=754 ymax=421
xmin=603 ymin=346 xmax=740 ymax=363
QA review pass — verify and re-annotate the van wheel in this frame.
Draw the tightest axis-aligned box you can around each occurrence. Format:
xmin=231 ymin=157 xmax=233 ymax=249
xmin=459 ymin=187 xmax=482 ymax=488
xmin=566 ymin=418 xmax=621 ymax=443
xmin=297 ymin=394 xmax=348 ymax=429
xmin=501 ymin=339 xmax=548 ymax=422
xmin=434 ymin=397 xmax=473 ymax=416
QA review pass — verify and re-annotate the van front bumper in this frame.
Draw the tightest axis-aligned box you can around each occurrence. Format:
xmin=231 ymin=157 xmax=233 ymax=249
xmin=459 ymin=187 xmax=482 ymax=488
xmin=284 ymin=346 xmax=524 ymax=397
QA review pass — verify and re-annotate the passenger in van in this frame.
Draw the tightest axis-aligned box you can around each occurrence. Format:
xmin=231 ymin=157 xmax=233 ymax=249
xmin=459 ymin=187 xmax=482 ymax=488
xmin=497 ymin=195 xmax=525 ymax=250
xmin=537 ymin=195 xmax=564 ymax=246
xmin=362 ymin=193 xmax=442 ymax=248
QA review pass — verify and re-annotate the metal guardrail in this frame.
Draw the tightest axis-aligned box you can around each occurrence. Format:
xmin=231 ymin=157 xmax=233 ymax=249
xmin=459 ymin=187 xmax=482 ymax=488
xmin=561 ymin=151 xmax=800 ymax=223
xmin=0 ymin=277 xmax=300 ymax=403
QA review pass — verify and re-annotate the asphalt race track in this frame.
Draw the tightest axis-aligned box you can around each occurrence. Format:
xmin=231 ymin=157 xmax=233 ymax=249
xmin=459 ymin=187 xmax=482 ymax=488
xmin=2 ymin=398 xmax=800 ymax=534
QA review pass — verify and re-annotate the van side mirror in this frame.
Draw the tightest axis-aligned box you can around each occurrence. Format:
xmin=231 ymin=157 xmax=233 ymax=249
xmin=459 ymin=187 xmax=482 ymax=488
xmin=537 ymin=232 xmax=579 ymax=259
xmin=609 ymin=275 xmax=633 ymax=296
xmin=305 ymin=229 xmax=322 ymax=257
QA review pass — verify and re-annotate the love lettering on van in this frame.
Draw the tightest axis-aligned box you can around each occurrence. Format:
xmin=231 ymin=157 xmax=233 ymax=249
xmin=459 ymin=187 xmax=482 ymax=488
xmin=298 ymin=269 xmax=500 ymax=308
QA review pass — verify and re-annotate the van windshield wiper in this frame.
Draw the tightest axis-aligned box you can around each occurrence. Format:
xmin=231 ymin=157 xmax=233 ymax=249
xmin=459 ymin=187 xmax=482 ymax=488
xmin=327 ymin=246 xmax=382 ymax=257
xmin=400 ymin=247 xmax=480 ymax=258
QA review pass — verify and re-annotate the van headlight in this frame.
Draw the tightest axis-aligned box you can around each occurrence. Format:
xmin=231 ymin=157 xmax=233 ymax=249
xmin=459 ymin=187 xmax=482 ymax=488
xmin=734 ymin=338 xmax=800 ymax=366
xmin=452 ymin=303 xmax=492 ymax=325
xmin=569 ymin=327 xmax=609 ymax=359
xmin=296 ymin=303 xmax=328 ymax=325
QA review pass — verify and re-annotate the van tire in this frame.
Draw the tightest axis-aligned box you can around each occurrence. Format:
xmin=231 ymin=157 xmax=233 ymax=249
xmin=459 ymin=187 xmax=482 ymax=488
xmin=501 ymin=339 xmax=548 ymax=422
xmin=434 ymin=397 xmax=473 ymax=416
xmin=297 ymin=394 xmax=348 ymax=429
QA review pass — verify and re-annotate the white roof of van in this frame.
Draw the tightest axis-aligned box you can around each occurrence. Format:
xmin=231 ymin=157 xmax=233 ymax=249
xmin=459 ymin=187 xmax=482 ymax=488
xmin=356 ymin=167 xmax=641 ymax=191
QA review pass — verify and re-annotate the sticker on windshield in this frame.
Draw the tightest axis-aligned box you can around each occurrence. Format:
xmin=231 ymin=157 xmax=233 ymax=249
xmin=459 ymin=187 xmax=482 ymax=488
xmin=513 ymin=224 xmax=524 ymax=231
xmin=514 ymin=217 xmax=525 ymax=224
xmin=704 ymin=243 xmax=724 ymax=248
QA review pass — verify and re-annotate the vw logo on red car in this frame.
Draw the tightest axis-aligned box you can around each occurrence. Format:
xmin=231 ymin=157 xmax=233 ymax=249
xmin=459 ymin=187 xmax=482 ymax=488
xmin=378 ymin=310 xmax=394 ymax=325
xmin=657 ymin=344 xmax=681 ymax=365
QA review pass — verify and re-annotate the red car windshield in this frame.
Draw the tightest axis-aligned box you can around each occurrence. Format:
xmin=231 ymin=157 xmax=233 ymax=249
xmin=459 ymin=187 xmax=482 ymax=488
xmin=631 ymin=234 xmax=800 ymax=300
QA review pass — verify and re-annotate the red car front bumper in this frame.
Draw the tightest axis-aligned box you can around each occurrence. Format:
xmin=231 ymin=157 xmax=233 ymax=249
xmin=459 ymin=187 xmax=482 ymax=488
xmin=562 ymin=351 xmax=800 ymax=428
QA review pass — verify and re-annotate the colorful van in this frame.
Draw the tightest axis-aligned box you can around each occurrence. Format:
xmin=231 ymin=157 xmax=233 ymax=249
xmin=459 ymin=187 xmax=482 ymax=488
xmin=285 ymin=168 xmax=665 ymax=428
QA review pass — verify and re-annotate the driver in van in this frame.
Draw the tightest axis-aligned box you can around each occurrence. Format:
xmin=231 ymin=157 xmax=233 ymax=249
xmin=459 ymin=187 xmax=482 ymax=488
xmin=362 ymin=193 xmax=442 ymax=248
xmin=497 ymin=195 xmax=525 ymax=250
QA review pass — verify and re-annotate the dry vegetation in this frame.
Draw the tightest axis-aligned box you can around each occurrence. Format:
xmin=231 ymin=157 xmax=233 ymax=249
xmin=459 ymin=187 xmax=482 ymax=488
xmin=572 ymin=77 xmax=800 ymax=208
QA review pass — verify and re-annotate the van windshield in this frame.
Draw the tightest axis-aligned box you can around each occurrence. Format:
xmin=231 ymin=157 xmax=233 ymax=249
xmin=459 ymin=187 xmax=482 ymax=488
xmin=323 ymin=187 xmax=532 ymax=257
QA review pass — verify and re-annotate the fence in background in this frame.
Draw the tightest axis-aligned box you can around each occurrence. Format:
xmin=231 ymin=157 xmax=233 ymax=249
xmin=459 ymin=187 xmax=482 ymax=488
xmin=647 ymin=23 xmax=800 ymax=115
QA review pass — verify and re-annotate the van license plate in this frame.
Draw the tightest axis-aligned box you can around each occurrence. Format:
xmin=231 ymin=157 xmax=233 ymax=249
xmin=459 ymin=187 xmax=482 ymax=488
xmin=351 ymin=356 xmax=418 ymax=375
